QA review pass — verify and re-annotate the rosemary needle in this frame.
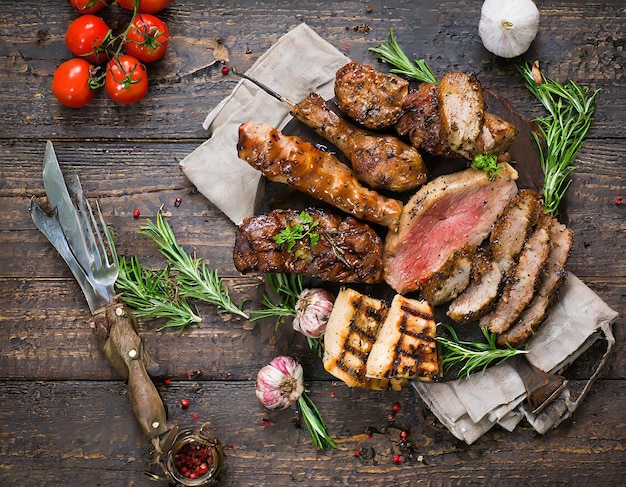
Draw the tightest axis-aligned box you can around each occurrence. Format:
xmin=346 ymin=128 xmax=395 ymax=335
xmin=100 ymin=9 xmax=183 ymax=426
xmin=140 ymin=211 xmax=249 ymax=319
xmin=116 ymin=256 xmax=202 ymax=331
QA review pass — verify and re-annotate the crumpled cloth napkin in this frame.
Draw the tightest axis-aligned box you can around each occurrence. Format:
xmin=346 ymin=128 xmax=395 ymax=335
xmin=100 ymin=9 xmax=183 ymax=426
xmin=180 ymin=23 xmax=350 ymax=225
xmin=179 ymin=24 xmax=619 ymax=444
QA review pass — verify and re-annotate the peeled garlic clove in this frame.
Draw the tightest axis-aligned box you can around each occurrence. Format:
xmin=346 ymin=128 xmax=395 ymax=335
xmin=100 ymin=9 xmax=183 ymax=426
xmin=292 ymin=288 xmax=335 ymax=339
xmin=255 ymin=356 xmax=304 ymax=410
xmin=479 ymin=0 xmax=540 ymax=58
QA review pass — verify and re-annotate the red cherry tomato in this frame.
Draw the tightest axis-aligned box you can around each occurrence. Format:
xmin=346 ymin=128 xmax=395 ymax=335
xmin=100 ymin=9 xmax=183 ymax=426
xmin=123 ymin=14 xmax=169 ymax=63
xmin=69 ymin=0 xmax=108 ymax=15
xmin=117 ymin=0 xmax=173 ymax=14
xmin=65 ymin=15 xmax=111 ymax=65
xmin=52 ymin=58 xmax=97 ymax=108
xmin=105 ymin=54 xmax=149 ymax=104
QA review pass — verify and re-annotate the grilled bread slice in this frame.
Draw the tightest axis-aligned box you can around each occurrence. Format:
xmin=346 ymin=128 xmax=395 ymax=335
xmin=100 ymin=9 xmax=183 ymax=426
xmin=323 ymin=288 xmax=391 ymax=390
xmin=366 ymin=295 xmax=439 ymax=381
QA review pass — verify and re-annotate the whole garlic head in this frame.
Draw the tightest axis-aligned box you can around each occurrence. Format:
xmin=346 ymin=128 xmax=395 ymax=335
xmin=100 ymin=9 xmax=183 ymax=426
xmin=255 ymin=356 xmax=304 ymax=410
xmin=479 ymin=0 xmax=540 ymax=58
xmin=292 ymin=288 xmax=335 ymax=339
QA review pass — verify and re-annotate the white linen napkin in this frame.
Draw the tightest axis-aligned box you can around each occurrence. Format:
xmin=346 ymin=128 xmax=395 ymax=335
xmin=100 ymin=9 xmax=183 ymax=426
xmin=179 ymin=24 xmax=619 ymax=444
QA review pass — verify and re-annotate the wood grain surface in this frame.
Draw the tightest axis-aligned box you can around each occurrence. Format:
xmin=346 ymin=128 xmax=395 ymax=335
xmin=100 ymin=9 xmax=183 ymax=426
xmin=0 ymin=1 xmax=624 ymax=485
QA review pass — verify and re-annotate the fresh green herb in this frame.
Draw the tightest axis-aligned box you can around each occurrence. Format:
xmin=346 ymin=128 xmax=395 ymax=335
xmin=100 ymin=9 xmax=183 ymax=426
xmin=436 ymin=323 xmax=527 ymax=378
xmin=517 ymin=62 xmax=600 ymax=216
xmin=471 ymin=154 xmax=502 ymax=180
xmin=274 ymin=211 xmax=320 ymax=252
xmin=140 ymin=210 xmax=249 ymax=319
xmin=369 ymin=28 xmax=437 ymax=84
xmin=298 ymin=391 xmax=337 ymax=450
xmin=116 ymin=256 xmax=203 ymax=331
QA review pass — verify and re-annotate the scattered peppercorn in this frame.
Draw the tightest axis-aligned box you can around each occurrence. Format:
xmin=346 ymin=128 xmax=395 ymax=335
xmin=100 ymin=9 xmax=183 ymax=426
xmin=393 ymin=454 xmax=403 ymax=464
xmin=175 ymin=195 xmax=183 ymax=207
xmin=400 ymin=430 xmax=409 ymax=439
xmin=615 ymin=196 xmax=623 ymax=205
xmin=387 ymin=412 xmax=395 ymax=421
xmin=133 ymin=209 xmax=140 ymax=218
xmin=221 ymin=65 xmax=229 ymax=75
xmin=354 ymin=450 xmax=361 ymax=457
xmin=392 ymin=402 xmax=401 ymax=413
xmin=330 ymin=391 xmax=335 ymax=398
xmin=164 ymin=378 xmax=171 ymax=386
xmin=193 ymin=413 xmax=199 ymax=420
xmin=180 ymin=398 xmax=190 ymax=409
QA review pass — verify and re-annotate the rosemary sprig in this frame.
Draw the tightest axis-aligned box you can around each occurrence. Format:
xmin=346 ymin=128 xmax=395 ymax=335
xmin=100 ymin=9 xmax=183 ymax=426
xmin=297 ymin=391 xmax=337 ymax=450
xmin=517 ymin=62 xmax=600 ymax=216
xmin=369 ymin=28 xmax=437 ymax=84
xmin=436 ymin=323 xmax=527 ymax=378
xmin=116 ymin=256 xmax=202 ymax=331
xmin=140 ymin=211 xmax=249 ymax=319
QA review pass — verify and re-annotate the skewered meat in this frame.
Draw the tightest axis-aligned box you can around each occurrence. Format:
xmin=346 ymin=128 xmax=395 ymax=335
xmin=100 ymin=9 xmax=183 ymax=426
xmin=483 ymin=212 xmax=553 ymax=335
xmin=447 ymin=189 xmax=543 ymax=322
xmin=383 ymin=162 xmax=519 ymax=295
xmin=335 ymin=61 xmax=409 ymax=130
xmin=334 ymin=61 xmax=518 ymax=159
xmin=323 ymin=288 xmax=438 ymax=389
xmin=437 ymin=72 xmax=484 ymax=158
xmin=237 ymin=121 xmax=403 ymax=229
xmin=291 ymin=93 xmax=428 ymax=191
xmin=323 ymin=288 xmax=392 ymax=390
xmin=496 ymin=220 xmax=573 ymax=346
xmin=365 ymin=294 xmax=439 ymax=381
xmin=233 ymin=208 xmax=384 ymax=284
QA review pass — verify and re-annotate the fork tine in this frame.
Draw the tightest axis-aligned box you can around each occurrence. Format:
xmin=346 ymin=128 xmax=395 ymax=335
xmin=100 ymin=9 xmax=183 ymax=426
xmin=94 ymin=199 xmax=118 ymax=269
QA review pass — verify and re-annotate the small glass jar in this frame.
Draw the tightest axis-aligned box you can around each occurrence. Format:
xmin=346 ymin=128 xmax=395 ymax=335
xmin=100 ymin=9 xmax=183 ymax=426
xmin=146 ymin=423 xmax=224 ymax=486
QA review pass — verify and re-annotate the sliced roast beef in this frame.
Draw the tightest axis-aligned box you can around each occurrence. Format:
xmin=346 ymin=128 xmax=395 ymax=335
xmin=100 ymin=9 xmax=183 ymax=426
xmin=420 ymin=245 xmax=474 ymax=306
xmin=497 ymin=219 xmax=573 ymax=346
xmin=484 ymin=212 xmax=553 ymax=335
xmin=233 ymin=207 xmax=384 ymax=284
xmin=447 ymin=189 xmax=542 ymax=322
xmin=383 ymin=162 xmax=519 ymax=295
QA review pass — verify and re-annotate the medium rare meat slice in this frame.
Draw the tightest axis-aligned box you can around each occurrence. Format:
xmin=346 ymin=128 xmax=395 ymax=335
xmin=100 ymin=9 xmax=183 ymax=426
xmin=497 ymin=219 xmax=573 ymax=346
xmin=485 ymin=213 xmax=553 ymax=335
xmin=438 ymin=72 xmax=484 ymax=159
xmin=334 ymin=61 xmax=409 ymax=130
xmin=233 ymin=208 xmax=384 ymax=284
xmin=447 ymin=189 xmax=542 ymax=322
xmin=237 ymin=121 xmax=403 ymax=229
xmin=383 ymin=163 xmax=519 ymax=295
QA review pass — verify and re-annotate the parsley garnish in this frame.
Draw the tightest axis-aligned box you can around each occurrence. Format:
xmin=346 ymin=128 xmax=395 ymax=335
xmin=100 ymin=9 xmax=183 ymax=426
xmin=274 ymin=211 xmax=320 ymax=251
xmin=471 ymin=153 xmax=502 ymax=180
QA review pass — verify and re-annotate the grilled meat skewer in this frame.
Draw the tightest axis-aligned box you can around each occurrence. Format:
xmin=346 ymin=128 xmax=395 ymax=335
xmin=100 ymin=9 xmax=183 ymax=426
xmin=237 ymin=121 xmax=403 ymax=230
xmin=235 ymin=70 xmax=428 ymax=192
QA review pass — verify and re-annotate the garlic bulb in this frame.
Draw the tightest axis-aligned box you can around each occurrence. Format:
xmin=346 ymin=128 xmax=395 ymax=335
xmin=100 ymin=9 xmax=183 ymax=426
xmin=255 ymin=356 xmax=304 ymax=410
xmin=292 ymin=288 xmax=335 ymax=339
xmin=479 ymin=0 xmax=540 ymax=58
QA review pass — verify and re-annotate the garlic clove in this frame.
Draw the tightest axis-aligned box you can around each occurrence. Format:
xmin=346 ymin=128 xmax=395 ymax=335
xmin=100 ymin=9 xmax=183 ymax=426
xmin=292 ymin=288 xmax=335 ymax=339
xmin=255 ymin=356 xmax=304 ymax=410
xmin=479 ymin=0 xmax=540 ymax=58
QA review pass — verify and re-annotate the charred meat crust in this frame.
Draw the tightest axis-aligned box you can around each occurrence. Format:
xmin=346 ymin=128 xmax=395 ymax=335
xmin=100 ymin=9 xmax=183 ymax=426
xmin=233 ymin=207 xmax=384 ymax=284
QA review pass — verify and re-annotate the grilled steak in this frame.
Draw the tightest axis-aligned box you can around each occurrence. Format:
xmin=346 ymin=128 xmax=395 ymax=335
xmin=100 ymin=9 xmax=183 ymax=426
xmin=365 ymin=294 xmax=438 ymax=381
xmin=237 ymin=121 xmax=403 ymax=229
xmin=323 ymin=288 xmax=391 ymax=390
xmin=483 ymin=212 xmax=553 ymax=335
xmin=420 ymin=245 xmax=474 ymax=306
xmin=447 ymin=189 xmax=542 ymax=322
xmin=334 ymin=61 xmax=409 ymax=130
xmin=497 ymin=219 xmax=573 ymax=346
xmin=476 ymin=112 xmax=519 ymax=156
xmin=233 ymin=208 xmax=384 ymax=284
xmin=291 ymin=92 xmax=428 ymax=192
xmin=383 ymin=163 xmax=519 ymax=294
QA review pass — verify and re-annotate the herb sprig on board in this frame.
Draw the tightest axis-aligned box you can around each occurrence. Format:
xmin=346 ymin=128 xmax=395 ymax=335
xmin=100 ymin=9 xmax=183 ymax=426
xmin=517 ymin=61 xmax=600 ymax=216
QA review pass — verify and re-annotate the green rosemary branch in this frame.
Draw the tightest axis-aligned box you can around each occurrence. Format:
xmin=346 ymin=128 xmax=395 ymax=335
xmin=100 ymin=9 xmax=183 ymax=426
xmin=249 ymin=273 xmax=304 ymax=325
xmin=298 ymin=391 xmax=337 ymax=450
xmin=369 ymin=28 xmax=437 ymax=84
xmin=517 ymin=62 xmax=600 ymax=216
xmin=116 ymin=256 xmax=202 ymax=331
xmin=436 ymin=323 xmax=527 ymax=378
xmin=140 ymin=211 xmax=249 ymax=319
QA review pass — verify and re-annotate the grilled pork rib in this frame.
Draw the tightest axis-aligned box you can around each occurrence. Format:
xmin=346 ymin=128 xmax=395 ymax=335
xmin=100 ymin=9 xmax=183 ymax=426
xmin=383 ymin=163 xmax=519 ymax=295
xmin=447 ymin=189 xmax=543 ymax=323
xmin=233 ymin=208 xmax=384 ymax=284
xmin=291 ymin=93 xmax=428 ymax=192
xmin=497 ymin=219 xmax=573 ymax=346
xmin=237 ymin=121 xmax=403 ymax=229
xmin=335 ymin=61 xmax=409 ymax=130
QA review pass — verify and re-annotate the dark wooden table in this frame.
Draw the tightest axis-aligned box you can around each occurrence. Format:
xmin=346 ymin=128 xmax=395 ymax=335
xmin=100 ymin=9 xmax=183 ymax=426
xmin=1 ymin=1 xmax=624 ymax=485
